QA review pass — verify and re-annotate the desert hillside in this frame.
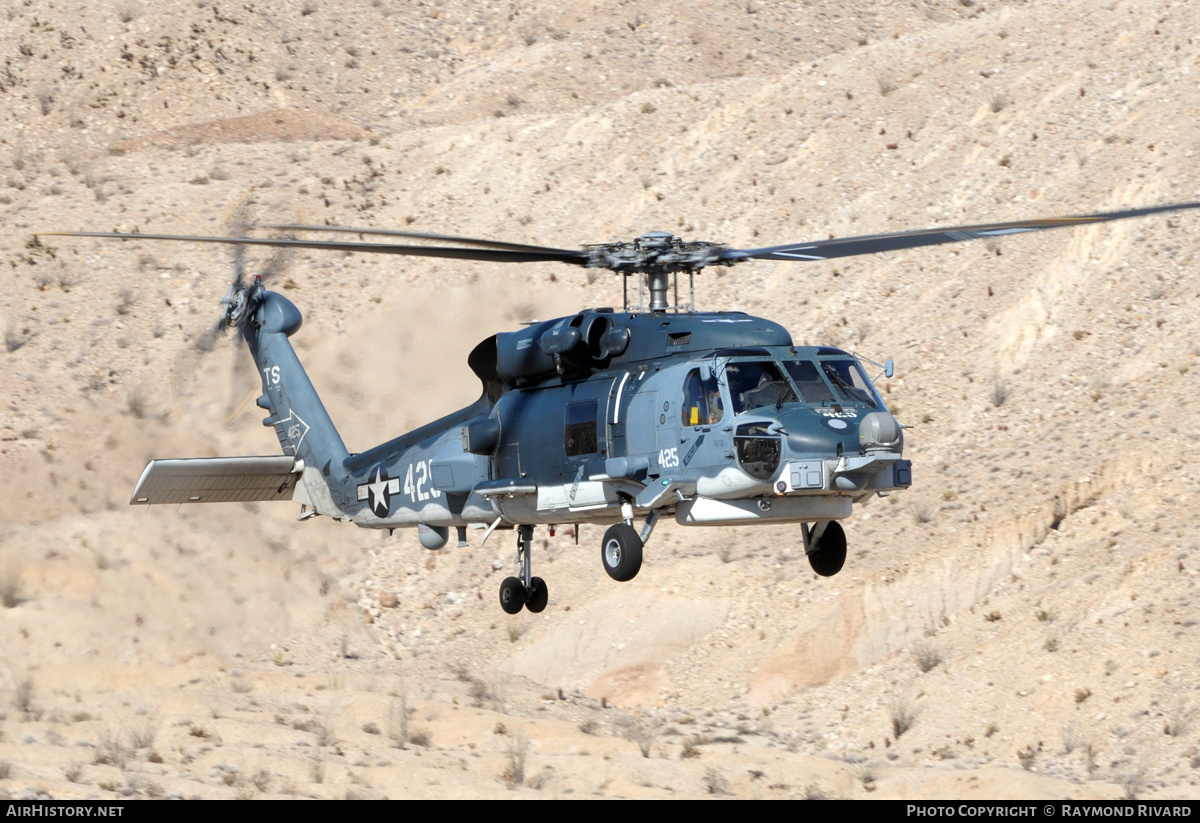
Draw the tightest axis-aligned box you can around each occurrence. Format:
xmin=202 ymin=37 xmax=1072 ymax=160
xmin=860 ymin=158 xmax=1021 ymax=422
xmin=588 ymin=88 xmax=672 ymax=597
xmin=2 ymin=0 xmax=1200 ymax=799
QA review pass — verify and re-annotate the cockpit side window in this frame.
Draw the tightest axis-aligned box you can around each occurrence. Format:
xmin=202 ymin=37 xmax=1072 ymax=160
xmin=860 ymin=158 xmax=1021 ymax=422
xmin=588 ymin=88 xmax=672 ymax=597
xmin=681 ymin=368 xmax=724 ymax=426
xmin=782 ymin=360 xmax=837 ymax=403
xmin=725 ymin=361 xmax=796 ymax=415
xmin=820 ymin=359 xmax=879 ymax=407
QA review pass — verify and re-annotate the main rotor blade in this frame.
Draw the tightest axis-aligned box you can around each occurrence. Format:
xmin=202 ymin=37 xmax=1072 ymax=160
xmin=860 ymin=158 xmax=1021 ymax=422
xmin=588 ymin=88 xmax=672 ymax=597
xmin=263 ymin=223 xmax=581 ymax=255
xmin=42 ymin=232 xmax=590 ymax=265
xmin=724 ymin=201 xmax=1200 ymax=263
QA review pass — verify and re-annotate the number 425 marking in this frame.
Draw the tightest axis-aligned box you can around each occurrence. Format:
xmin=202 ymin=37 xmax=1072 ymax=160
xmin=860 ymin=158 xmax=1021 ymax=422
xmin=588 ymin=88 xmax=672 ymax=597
xmin=403 ymin=459 xmax=441 ymax=502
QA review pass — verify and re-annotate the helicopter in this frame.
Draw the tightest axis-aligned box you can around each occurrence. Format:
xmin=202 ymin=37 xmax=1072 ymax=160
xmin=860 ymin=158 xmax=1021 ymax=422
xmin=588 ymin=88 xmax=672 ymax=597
xmin=46 ymin=199 xmax=1200 ymax=615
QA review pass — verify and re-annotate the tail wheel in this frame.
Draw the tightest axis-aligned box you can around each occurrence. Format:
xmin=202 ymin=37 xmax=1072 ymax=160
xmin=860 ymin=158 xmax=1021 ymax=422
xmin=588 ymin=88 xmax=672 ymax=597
xmin=499 ymin=576 xmax=526 ymax=614
xmin=525 ymin=577 xmax=548 ymax=613
xmin=601 ymin=523 xmax=643 ymax=582
xmin=807 ymin=520 xmax=847 ymax=577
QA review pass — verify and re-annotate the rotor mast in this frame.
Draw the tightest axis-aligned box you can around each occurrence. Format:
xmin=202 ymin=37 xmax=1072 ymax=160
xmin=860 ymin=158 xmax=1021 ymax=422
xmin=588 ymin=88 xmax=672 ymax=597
xmin=584 ymin=231 xmax=730 ymax=313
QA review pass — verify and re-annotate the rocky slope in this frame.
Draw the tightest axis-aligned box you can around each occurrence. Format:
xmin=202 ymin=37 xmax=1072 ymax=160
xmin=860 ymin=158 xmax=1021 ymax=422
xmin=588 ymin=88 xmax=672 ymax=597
xmin=2 ymin=0 xmax=1199 ymax=799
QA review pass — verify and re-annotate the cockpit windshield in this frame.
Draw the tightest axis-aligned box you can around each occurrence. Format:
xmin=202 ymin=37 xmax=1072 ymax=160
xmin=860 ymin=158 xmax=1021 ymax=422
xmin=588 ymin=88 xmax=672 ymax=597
xmin=720 ymin=356 xmax=881 ymax=415
xmin=782 ymin=360 xmax=836 ymax=404
xmin=725 ymin=361 xmax=797 ymax=414
xmin=819 ymin=359 xmax=879 ymax=407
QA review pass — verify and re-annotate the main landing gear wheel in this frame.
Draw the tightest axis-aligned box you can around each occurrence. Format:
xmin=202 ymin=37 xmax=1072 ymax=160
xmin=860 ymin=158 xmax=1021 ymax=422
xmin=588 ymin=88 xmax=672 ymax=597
xmin=807 ymin=520 xmax=847 ymax=577
xmin=525 ymin=577 xmax=548 ymax=613
xmin=601 ymin=523 xmax=643 ymax=582
xmin=499 ymin=526 xmax=550 ymax=614
xmin=499 ymin=576 xmax=526 ymax=614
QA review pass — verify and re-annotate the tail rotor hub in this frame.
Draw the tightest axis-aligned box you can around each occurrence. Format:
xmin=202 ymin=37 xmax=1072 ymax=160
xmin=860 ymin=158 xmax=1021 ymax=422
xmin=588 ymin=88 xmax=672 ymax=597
xmin=220 ymin=286 xmax=249 ymax=328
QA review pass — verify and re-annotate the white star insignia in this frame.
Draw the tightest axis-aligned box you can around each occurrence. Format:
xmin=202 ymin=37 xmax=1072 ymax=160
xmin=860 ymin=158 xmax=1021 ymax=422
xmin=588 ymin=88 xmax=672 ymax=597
xmin=367 ymin=467 xmax=389 ymax=515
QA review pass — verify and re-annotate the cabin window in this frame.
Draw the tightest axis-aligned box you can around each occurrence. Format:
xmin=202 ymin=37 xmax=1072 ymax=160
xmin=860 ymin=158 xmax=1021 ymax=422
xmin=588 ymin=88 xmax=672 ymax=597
xmin=681 ymin=369 xmax=724 ymax=426
xmin=725 ymin=361 xmax=796 ymax=415
xmin=782 ymin=359 xmax=837 ymax=404
xmin=564 ymin=400 xmax=599 ymax=456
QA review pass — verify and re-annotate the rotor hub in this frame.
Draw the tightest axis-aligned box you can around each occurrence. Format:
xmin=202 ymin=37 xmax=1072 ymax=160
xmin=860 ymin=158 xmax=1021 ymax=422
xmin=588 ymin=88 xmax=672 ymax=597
xmin=584 ymin=233 xmax=729 ymax=276
xmin=584 ymin=232 xmax=732 ymax=312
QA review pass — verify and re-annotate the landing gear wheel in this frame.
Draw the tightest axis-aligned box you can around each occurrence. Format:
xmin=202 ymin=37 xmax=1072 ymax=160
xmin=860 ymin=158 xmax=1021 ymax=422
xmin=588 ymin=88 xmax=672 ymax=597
xmin=807 ymin=520 xmax=847 ymax=577
xmin=601 ymin=523 xmax=643 ymax=582
xmin=525 ymin=577 xmax=548 ymax=613
xmin=499 ymin=576 xmax=527 ymax=614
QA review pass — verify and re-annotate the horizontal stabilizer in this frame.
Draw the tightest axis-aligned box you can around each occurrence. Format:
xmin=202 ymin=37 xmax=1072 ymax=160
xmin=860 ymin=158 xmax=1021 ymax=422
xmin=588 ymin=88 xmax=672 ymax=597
xmin=130 ymin=456 xmax=301 ymax=505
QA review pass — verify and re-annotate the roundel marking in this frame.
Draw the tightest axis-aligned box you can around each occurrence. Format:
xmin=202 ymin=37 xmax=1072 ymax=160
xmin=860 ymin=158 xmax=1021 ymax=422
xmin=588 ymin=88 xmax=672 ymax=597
xmin=357 ymin=464 xmax=400 ymax=518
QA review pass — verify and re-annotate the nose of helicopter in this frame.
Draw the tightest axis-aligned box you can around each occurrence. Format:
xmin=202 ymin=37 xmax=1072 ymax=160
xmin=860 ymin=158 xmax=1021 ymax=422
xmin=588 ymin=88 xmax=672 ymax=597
xmin=771 ymin=407 xmax=902 ymax=456
xmin=774 ymin=406 xmax=857 ymax=456
xmin=762 ymin=405 xmax=906 ymax=494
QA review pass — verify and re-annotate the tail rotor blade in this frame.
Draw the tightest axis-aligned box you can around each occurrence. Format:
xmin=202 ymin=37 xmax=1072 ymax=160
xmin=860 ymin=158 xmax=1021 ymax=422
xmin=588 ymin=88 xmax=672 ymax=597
xmin=195 ymin=315 xmax=228 ymax=353
xmin=231 ymin=243 xmax=246 ymax=291
xmin=258 ymin=244 xmax=293 ymax=285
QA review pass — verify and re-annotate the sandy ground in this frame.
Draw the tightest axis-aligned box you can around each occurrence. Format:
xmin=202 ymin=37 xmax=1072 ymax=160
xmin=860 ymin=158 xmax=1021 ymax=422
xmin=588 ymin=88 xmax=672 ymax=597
xmin=2 ymin=0 xmax=1200 ymax=799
